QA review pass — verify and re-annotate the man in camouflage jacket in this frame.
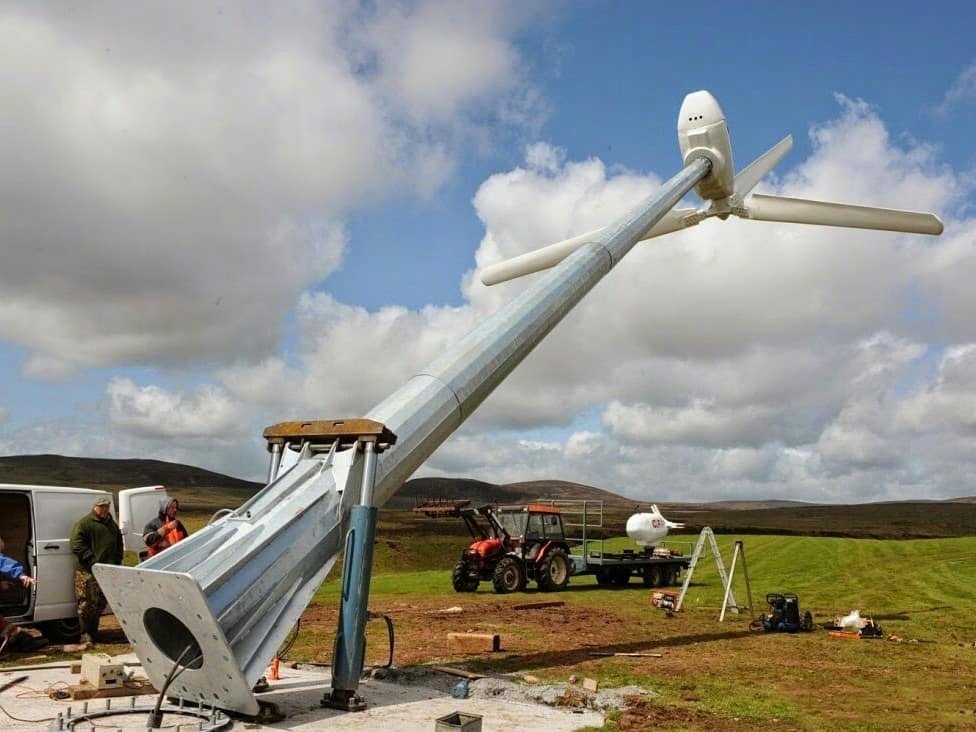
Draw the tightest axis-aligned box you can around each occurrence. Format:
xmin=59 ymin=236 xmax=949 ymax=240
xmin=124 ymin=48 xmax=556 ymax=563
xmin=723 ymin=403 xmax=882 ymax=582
xmin=70 ymin=496 xmax=123 ymax=644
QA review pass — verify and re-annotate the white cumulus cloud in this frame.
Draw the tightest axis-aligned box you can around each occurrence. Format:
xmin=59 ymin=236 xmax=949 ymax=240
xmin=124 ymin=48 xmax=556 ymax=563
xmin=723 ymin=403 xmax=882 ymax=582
xmin=215 ymin=97 xmax=974 ymax=501
xmin=0 ymin=2 xmax=545 ymax=374
xmin=107 ymin=377 xmax=247 ymax=438
xmin=935 ymin=61 xmax=976 ymax=116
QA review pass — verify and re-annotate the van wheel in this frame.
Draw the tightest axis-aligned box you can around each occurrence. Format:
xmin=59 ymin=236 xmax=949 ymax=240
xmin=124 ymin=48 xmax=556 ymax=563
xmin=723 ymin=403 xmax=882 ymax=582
xmin=40 ymin=617 xmax=81 ymax=642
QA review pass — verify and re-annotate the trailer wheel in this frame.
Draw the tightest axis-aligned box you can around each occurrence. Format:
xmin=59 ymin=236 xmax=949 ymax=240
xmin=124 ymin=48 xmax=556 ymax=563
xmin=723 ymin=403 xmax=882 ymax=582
xmin=643 ymin=566 xmax=662 ymax=587
xmin=611 ymin=566 xmax=631 ymax=586
xmin=537 ymin=549 xmax=570 ymax=592
xmin=452 ymin=560 xmax=480 ymax=592
xmin=665 ymin=567 xmax=679 ymax=586
xmin=595 ymin=567 xmax=613 ymax=586
xmin=492 ymin=556 xmax=525 ymax=594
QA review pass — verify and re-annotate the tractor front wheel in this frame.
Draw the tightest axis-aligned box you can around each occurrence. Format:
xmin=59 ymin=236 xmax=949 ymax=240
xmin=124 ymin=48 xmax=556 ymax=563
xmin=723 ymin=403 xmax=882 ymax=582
xmin=452 ymin=561 xmax=480 ymax=592
xmin=537 ymin=548 xmax=571 ymax=592
xmin=492 ymin=556 xmax=525 ymax=594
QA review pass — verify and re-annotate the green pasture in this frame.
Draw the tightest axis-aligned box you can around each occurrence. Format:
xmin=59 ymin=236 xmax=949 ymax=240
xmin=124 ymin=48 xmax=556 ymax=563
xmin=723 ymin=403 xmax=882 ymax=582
xmin=317 ymin=532 xmax=976 ymax=643
xmin=311 ymin=532 xmax=976 ymax=730
xmin=128 ymin=513 xmax=976 ymax=729
xmin=179 ymin=512 xmax=976 ymax=647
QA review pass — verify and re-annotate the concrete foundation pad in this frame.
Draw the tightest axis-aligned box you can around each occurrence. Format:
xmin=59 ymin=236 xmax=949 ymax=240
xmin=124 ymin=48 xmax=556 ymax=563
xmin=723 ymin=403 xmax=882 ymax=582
xmin=0 ymin=656 xmax=604 ymax=731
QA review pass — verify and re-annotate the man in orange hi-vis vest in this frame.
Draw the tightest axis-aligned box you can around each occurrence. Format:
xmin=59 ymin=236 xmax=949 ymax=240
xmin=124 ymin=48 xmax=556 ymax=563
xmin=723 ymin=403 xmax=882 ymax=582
xmin=142 ymin=497 xmax=188 ymax=558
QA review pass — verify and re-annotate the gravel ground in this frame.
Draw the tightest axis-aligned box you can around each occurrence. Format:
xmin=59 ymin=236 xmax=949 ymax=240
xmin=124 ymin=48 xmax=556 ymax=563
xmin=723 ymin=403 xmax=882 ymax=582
xmin=366 ymin=666 xmax=655 ymax=712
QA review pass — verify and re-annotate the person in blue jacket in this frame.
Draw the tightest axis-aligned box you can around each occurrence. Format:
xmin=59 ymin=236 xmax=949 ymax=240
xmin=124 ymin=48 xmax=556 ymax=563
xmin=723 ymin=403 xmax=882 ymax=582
xmin=0 ymin=535 xmax=35 ymax=588
xmin=0 ymin=533 xmax=42 ymax=653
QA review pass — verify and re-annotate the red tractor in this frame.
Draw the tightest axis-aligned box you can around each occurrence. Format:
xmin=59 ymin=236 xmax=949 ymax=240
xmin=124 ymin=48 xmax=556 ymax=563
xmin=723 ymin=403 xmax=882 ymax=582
xmin=450 ymin=503 xmax=573 ymax=594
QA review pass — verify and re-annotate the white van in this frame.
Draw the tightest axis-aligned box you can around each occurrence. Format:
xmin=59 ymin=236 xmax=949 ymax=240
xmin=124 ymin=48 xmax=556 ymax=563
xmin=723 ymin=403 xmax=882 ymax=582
xmin=0 ymin=483 xmax=170 ymax=639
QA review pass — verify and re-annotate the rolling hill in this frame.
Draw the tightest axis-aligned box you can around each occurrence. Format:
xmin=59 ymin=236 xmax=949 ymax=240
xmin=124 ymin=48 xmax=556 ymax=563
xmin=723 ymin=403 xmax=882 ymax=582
xmin=3 ymin=455 xmax=975 ymax=538
xmin=391 ymin=476 xmax=640 ymax=509
xmin=0 ymin=454 xmax=262 ymax=510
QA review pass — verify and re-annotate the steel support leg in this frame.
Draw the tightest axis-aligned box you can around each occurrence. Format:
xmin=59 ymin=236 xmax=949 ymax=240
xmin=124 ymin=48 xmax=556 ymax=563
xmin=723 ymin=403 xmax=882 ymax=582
xmin=324 ymin=442 xmax=378 ymax=711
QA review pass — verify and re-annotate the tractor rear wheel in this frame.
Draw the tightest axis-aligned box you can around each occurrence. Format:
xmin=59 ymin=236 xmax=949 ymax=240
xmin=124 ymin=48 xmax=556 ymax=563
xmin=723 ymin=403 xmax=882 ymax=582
xmin=537 ymin=548 xmax=571 ymax=592
xmin=492 ymin=556 xmax=525 ymax=594
xmin=452 ymin=561 xmax=479 ymax=592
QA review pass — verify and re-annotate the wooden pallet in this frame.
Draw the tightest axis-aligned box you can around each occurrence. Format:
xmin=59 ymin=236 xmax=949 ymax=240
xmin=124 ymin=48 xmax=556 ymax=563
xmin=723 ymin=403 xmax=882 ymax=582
xmin=67 ymin=678 xmax=157 ymax=700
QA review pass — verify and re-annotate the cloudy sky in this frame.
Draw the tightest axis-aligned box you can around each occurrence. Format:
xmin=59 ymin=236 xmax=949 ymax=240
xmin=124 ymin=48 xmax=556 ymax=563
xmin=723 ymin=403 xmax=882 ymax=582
xmin=1 ymin=1 xmax=974 ymax=503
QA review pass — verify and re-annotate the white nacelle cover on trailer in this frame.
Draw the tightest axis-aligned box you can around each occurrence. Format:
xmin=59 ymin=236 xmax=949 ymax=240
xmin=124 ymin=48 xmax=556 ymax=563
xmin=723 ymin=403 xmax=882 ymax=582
xmin=625 ymin=505 xmax=685 ymax=547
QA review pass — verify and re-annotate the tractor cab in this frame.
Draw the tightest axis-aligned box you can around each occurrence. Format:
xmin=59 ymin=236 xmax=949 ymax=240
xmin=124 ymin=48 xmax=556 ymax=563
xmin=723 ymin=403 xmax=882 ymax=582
xmin=495 ymin=504 xmax=566 ymax=557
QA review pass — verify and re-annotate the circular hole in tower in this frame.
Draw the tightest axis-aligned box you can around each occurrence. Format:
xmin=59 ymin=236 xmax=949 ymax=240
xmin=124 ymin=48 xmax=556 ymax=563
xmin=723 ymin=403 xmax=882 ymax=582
xmin=143 ymin=607 xmax=204 ymax=669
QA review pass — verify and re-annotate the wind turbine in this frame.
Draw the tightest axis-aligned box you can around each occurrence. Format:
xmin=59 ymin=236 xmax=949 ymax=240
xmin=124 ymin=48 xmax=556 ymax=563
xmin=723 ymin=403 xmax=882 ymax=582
xmin=94 ymin=91 xmax=944 ymax=718
xmin=480 ymin=90 xmax=944 ymax=286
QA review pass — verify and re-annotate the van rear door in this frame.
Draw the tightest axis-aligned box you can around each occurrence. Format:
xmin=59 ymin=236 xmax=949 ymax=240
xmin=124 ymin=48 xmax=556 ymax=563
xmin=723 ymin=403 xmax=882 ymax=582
xmin=118 ymin=486 xmax=169 ymax=555
xmin=31 ymin=487 xmax=113 ymax=624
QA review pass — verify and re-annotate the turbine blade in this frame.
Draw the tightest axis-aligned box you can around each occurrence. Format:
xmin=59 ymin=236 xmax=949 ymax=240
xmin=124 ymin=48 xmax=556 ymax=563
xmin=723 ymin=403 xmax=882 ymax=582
xmin=479 ymin=208 xmax=698 ymax=286
xmin=742 ymin=194 xmax=944 ymax=235
xmin=733 ymin=135 xmax=792 ymax=198
xmin=479 ymin=227 xmax=601 ymax=286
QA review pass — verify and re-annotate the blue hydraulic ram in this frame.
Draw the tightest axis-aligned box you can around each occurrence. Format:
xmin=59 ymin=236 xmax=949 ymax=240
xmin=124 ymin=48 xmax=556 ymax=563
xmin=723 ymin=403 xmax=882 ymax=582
xmin=94 ymin=156 xmax=711 ymax=716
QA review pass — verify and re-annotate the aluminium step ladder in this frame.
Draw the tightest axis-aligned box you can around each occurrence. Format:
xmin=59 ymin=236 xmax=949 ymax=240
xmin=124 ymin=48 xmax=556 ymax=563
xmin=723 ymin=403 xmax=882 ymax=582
xmin=675 ymin=527 xmax=745 ymax=615
xmin=719 ymin=540 xmax=754 ymax=621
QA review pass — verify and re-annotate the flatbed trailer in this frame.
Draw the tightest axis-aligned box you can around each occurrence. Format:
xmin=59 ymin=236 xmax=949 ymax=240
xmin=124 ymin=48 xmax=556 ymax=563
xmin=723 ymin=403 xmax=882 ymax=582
xmin=570 ymin=544 xmax=691 ymax=587
xmin=538 ymin=499 xmax=691 ymax=588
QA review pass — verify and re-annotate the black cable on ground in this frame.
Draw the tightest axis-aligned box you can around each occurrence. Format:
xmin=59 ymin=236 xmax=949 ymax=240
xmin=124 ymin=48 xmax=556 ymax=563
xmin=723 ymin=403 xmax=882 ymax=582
xmin=276 ymin=619 xmax=301 ymax=661
xmin=0 ymin=675 xmax=56 ymax=724
xmin=148 ymin=643 xmax=202 ymax=730
xmin=0 ymin=700 xmax=57 ymax=724
xmin=377 ymin=613 xmax=395 ymax=669
xmin=366 ymin=611 xmax=395 ymax=669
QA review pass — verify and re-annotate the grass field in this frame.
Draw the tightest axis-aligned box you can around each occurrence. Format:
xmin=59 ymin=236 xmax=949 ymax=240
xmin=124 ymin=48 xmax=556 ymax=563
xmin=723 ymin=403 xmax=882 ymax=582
xmin=7 ymin=510 xmax=972 ymax=730
xmin=292 ymin=523 xmax=976 ymax=730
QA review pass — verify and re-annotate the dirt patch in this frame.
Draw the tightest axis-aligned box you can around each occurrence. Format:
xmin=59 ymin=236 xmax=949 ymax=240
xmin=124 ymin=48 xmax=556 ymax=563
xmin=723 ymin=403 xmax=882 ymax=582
xmin=615 ymin=695 xmax=778 ymax=732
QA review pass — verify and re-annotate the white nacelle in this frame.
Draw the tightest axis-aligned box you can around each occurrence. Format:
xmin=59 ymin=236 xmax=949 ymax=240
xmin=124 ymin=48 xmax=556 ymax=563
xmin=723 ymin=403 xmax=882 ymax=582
xmin=626 ymin=504 xmax=685 ymax=547
xmin=677 ymin=90 xmax=735 ymax=202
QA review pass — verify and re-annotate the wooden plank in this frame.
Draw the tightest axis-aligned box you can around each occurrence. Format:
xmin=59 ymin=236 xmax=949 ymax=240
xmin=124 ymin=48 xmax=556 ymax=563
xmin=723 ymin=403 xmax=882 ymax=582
xmin=447 ymin=633 xmax=500 ymax=653
xmin=588 ymin=651 xmax=663 ymax=658
xmin=432 ymin=666 xmax=485 ymax=680
xmin=68 ymin=678 xmax=157 ymax=700
xmin=512 ymin=601 xmax=565 ymax=611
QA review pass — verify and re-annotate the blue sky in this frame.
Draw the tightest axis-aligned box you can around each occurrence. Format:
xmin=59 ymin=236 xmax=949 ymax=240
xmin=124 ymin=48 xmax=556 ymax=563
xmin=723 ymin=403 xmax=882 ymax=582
xmin=1 ymin=1 xmax=975 ymax=503
xmin=332 ymin=1 xmax=976 ymax=309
